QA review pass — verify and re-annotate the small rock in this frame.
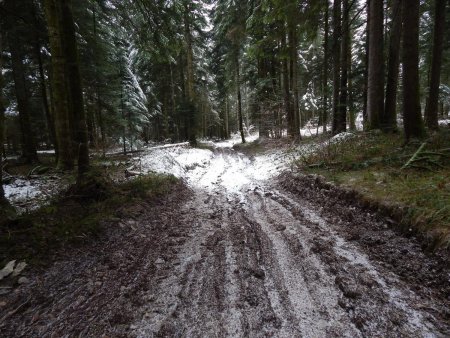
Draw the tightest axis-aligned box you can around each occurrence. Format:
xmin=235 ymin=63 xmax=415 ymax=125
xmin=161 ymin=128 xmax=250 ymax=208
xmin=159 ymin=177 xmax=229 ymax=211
xmin=275 ymin=224 xmax=286 ymax=231
xmin=0 ymin=260 xmax=16 ymax=280
xmin=252 ymin=268 xmax=266 ymax=280
xmin=12 ymin=262 xmax=27 ymax=277
xmin=155 ymin=258 xmax=165 ymax=265
xmin=18 ymin=277 xmax=30 ymax=285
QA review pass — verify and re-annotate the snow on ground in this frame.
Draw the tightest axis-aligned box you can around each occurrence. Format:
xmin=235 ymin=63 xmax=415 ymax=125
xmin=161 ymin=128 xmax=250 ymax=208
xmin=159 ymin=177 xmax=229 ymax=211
xmin=132 ymin=144 xmax=214 ymax=178
xmin=200 ymin=132 xmax=260 ymax=148
xmin=2 ymin=127 xmax=364 ymax=213
xmin=130 ymin=132 xmax=322 ymax=195
xmin=4 ymin=176 xmax=69 ymax=214
xmin=438 ymin=119 xmax=450 ymax=127
xmin=37 ymin=150 xmax=56 ymax=155
xmin=329 ymin=131 xmax=357 ymax=144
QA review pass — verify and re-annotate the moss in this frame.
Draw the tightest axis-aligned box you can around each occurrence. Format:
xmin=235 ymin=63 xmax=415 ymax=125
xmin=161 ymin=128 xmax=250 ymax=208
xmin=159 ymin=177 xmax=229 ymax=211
xmin=299 ymin=130 xmax=450 ymax=247
xmin=0 ymin=171 xmax=179 ymax=266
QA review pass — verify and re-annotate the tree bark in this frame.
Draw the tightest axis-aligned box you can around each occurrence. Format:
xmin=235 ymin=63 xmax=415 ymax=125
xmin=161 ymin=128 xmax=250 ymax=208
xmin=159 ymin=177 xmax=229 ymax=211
xmin=425 ymin=0 xmax=446 ymax=130
xmin=322 ymin=0 xmax=330 ymax=133
xmin=5 ymin=0 xmax=38 ymax=163
xmin=332 ymin=0 xmax=342 ymax=134
xmin=367 ymin=0 xmax=384 ymax=130
xmin=8 ymin=36 xmax=39 ymax=163
xmin=383 ymin=0 xmax=402 ymax=132
xmin=336 ymin=0 xmax=349 ymax=134
xmin=236 ymin=53 xmax=246 ymax=143
xmin=0 ymin=30 xmax=7 ymax=203
xmin=289 ymin=24 xmax=301 ymax=139
xmin=347 ymin=19 xmax=356 ymax=131
xmin=402 ymin=0 xmax=424 ymax=140
xmin=183 ymin=4 xmax=197 ymax=145
xmin=31 ymin=2 xmax=57 ymax=152
xmin=61 ymin=0 xmax=89 ymax=177
xmin=281 ymin=28 xmax=293 ymax=137
xmin=363 ymin=0 xmax=370 ymax=129
xmin=44 ymin=0 xmax=74 ymax=170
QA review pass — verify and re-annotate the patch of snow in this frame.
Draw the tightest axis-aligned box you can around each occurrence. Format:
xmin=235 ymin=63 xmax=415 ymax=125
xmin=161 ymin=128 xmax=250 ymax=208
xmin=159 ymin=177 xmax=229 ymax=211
xmin=37 ymin=149 xmax=56 ymax=154
xmin=438 ymin=119 xmax=450 ymax=127
xmin=329 ymin=132 xmax=356 ymax=144
xmin=4 ymin=177 xmax=68 ymax=213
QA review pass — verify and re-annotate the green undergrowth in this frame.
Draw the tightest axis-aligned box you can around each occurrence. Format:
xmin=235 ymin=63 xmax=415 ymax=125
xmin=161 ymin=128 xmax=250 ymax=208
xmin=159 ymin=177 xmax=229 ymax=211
xmin=0 ymin=170 xmax=178 ymax=266
xmin=298 ymin=129 xmax=450 ymax=248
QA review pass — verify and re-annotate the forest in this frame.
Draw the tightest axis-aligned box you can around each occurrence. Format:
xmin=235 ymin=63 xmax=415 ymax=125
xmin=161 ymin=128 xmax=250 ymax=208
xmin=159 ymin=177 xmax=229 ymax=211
xmin=0 ymin=0 xmax=450 ymax=337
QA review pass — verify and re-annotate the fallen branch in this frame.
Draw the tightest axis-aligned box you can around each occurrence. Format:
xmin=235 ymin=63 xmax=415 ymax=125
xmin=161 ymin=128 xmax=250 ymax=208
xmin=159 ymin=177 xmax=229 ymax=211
xmin=402 ymin=142 xmax=427 ymax=170
xmin=124 ymin=169 xmax=143 ymax=177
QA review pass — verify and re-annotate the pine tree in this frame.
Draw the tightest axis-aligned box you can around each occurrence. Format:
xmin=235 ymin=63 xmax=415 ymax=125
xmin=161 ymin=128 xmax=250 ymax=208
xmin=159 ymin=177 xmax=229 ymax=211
xmin=425 ymin=0 xmax=447 ymax=130
xmin=402 ymin=0 xmax=425 ymax=140
xmin=336 ymin=0 xmax=349 ymax=134
xmin=367 ymin=0 xmax=384 ymax=130
xmin=44 ymin=0 xmax=74 ymax=170
xmin=0 ymin=29 xmax=6 ymax=204
xmin=322 ymin=0 xmax=330 ymax=133
xmin=383 ymin=0 xmax=402 ymax=132
xmin=61 ymin=0 xmax=89 ymax=178
xmin=332 ymin=0 xmax=342 ymax=134
xmin=5 ymin=0 xmax=38 ymax=163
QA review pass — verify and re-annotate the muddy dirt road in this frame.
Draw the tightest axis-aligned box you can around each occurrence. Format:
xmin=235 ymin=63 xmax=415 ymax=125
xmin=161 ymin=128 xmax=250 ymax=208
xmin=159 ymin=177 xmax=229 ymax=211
xmin=1 ymin=144 xmax=449 ymax=337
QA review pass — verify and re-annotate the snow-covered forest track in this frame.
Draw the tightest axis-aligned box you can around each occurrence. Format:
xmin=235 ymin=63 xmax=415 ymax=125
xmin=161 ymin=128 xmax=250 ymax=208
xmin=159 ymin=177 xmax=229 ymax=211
xmin=1 ymin=143 xmax=448 ymax=337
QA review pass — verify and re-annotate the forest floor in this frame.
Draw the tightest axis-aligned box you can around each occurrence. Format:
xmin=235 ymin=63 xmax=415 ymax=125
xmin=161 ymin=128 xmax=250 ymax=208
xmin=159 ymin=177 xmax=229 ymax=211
xmin=298 ymin=129 xmax=450 ymax=247
xmin=0 ymin=134 xmax=449 ymax=337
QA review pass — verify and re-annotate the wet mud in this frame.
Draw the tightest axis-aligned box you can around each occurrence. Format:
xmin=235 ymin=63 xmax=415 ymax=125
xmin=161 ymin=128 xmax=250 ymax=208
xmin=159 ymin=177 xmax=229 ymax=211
xmin=1 ymin=147 xmax=448 ymax=337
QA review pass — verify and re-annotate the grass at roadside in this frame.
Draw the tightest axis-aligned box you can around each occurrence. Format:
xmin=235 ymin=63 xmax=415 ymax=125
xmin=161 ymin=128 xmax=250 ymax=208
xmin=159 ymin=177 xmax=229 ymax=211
xmin=0 ymin=171 xmax=179 ymax=266
xmin=297 ymin=130 xmax=450 ymax=248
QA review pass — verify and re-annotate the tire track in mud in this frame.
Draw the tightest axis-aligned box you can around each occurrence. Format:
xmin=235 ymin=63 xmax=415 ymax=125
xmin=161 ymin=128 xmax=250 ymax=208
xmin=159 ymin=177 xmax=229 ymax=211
xmin=132 ymin=148 xmax=447 ymax=337
xmin=3 ymin=146 xmax=447 ymax=337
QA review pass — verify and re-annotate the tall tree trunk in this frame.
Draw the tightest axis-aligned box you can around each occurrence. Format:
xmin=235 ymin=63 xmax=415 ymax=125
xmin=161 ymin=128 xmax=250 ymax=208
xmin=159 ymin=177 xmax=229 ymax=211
xmin=332 ymin=0 xmax=342 ymax=134
xmin=8 ymin=38 xmax=39 ymax=163
xmin=4 ymin=0 xmax=39 ymax=163
xmin=289 ymin=24 xmax=301 ymax=139
xmin=0 ymin=30 xmax=7 ymax=204
xmin=36 ymin=42 xmax=57 ymax=150
xmin=281 ymin=29 xmax=293 ymax=137
xmin=120 ymin=67 xmax=127 ymax=154
xmin=225 ymin=95 xmax=230 ymax=138
xmin=31 ymin=2 xmax=57 ymax=152
xmin=348 ymin=32 xmax=356 ymax=131
xmin=44 ymin=0 xmax=74 ymax=170
xmin=170 ymin=62 xmax=177 ymax=139
xmin=93 ymin=4 xmax=105 ymax=155
xmin=363 ymin=0 xmax=370 ymax=129
xmin=236 ymin=53 xmax=246 ymax=144
xmin=337 ymin=0 xmax=349 ymax=134
xmin=425 ymin=0 xmax=446 ymax=130
xmin=402 ymin=0 xmax=424 ymax=140
xmin=322 ymin=0 xmax=330 ymax=133
xmin=383 ymin=0 xmax=402 ymax=132
xmin=183 ymin=4 xmax=197 ymax=145
xmin=61 ymin=0 xmax=89 ymax=177
xmin=367 ymin=0 xmax=384 ymax=130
